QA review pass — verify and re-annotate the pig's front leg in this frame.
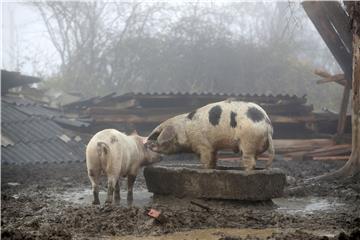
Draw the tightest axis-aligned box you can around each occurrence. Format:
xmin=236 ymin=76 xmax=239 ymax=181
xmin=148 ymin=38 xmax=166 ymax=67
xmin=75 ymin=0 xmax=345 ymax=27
xmin=127 ymin=175 xmax=136 ymax=204
xmin=197 ymin=146 xmax=217 ymax=169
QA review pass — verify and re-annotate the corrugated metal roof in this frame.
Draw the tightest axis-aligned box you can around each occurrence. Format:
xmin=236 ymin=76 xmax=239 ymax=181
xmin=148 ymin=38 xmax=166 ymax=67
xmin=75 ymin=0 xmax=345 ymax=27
xmin=2 ymin=139 xmax=86 ymax=165
xmin=1 ymin=99 xmax=85 ymax=165
xmin=2 ymin=95 xmax=37 ymax=106
xmin=63 ymin=91 xmax=307 ymax=109
xmin=2 ymin=103 xmax=29 ymax=123
xmin=15 ymin=104 xmax=61 ymax=118
xmin=2 ymin=95 xmax=90 ymax=127
xmin=2 ymin=119 xmax=66 ymax=143
xmin=118 ymin=91 xmax=304 ymax=99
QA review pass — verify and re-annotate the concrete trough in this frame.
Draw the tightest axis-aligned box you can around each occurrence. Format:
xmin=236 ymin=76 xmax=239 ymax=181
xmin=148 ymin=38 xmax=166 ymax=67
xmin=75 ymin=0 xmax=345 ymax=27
xmin=144 ymin=165 xmax=286 ymax=201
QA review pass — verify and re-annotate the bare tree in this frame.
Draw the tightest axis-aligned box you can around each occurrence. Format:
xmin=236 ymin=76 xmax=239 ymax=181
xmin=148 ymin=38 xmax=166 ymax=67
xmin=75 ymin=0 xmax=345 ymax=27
xmin=33 ymin=2 xmax=341 ymax=112
xmin=34 ymin=2 xmax=165 ymax=95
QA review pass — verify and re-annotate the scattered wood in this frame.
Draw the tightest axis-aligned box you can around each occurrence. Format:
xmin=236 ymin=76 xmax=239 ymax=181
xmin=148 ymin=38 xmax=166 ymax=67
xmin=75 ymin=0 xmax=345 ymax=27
xmin=306 ymin=144 xmax=351 ymax=157
xmin=190 ymin=200 xmax=211 ymax=211
xmin=274 ymin=139 xmax=335 ymax=154
xmin=313 ymin=156 xmax=350 ymax=161
xmin=218 ymin=139 xmax=351 ymax=162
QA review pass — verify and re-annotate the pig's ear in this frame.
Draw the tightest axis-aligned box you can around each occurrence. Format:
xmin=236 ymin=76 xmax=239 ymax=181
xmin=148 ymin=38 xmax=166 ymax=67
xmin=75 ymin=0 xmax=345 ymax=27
xmin=158 ymin=125 xmax=176 ymax=144
xmin=148 ymin=128 xmax=161 ymax=140
xmin=141 ymin=137 xmax=148 ymax=145
xmin=130 ymin=130 xmax=138 ymax=136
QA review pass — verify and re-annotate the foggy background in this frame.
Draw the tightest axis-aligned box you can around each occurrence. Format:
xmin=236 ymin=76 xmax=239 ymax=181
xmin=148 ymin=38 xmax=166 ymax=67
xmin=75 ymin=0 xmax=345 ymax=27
xmin=2 ymin=2 xmax=344 ymax=111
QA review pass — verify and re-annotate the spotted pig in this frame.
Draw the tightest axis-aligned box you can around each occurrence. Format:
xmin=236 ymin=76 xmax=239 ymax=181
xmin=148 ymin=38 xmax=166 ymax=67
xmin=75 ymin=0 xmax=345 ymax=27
xmin=147 ymin=99 xmax=274 ymax=170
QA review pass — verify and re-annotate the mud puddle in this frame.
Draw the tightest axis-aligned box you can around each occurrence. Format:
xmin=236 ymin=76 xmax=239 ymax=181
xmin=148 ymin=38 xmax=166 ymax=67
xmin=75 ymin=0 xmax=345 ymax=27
xmin=57 ymin=188 xmax=345 ymax=216
xmin=78 ymin=228 xmax=278 ymax=240
xmin=82 ymin=227 xmax=338 ymax=240
xmin=57 ymin=188 xmax=153 ymax=207
xmin=273 ymin=197 xmax=344 ymax=215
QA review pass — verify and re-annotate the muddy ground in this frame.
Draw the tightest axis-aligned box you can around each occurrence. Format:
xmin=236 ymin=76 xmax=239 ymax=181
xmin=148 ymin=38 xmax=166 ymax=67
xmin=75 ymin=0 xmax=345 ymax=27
xmin=2 ymin=157 xmax=360 ymax=240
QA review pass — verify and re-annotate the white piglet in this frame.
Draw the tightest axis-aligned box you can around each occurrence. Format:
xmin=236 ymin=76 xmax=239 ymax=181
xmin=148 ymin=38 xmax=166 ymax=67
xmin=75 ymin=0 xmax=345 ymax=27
xmin=86 ymin=129 xmax=162 ymax=205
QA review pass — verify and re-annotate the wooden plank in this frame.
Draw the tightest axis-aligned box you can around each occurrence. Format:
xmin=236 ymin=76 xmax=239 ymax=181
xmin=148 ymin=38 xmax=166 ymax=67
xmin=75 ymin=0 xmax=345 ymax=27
xmin=306 ymin=144 xmax=351 ymax=155
xmin=307 ymin=147 xmax=351 ymax=157
xmin=313 ymin=156 xmax=350 ymax=161
xmin=274 ymin=139 xmax=335 ymax=149
xmin=302 ymin=1 xmax=352 ymax=80
xmin=270 ymin=115 xmax=316 ymax=124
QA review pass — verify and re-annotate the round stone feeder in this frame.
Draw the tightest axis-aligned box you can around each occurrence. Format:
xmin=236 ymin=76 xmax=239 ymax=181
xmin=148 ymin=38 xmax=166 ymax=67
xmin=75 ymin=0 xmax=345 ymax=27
xmin=144 ymin=164 xmax=286 ymax=201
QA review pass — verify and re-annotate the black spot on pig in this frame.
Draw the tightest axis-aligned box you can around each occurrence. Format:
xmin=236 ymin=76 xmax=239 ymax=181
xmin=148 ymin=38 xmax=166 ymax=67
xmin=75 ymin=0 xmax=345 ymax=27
xmin=247 ymin=107 xmax=264 ymax=122
xmin=209 ymin=105 xmax=222 ymax=126
xmin=187 ymin=110 xmax=197 ymax=120
xmin=230 ymin=111 xmax=237 ymax=128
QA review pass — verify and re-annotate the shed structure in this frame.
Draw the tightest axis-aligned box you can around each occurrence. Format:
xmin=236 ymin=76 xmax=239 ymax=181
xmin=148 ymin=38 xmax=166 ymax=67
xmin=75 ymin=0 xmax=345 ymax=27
xmin=1 ymin=70 xmax=86 ymax=165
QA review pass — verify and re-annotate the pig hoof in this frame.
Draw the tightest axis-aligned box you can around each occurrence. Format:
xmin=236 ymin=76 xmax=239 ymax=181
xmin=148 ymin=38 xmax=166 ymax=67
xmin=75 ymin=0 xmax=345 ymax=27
xmin=244 ymin=167 xmax=255 ymax=172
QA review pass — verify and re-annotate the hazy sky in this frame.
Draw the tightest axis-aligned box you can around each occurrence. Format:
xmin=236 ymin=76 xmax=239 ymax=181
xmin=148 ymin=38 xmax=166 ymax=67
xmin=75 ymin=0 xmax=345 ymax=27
xmin=2 ymin=2 xmax=59 ymax=75
xmin=1 ymin=1 xmax=339 ymax=76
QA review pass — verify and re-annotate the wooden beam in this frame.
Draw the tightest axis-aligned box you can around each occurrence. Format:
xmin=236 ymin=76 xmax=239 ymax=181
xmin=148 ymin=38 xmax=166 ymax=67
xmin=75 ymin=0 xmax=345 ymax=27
xmin=314 ymin=69 xmax=345 ymax=85
xmin=321 ymin=1 xmax=353 ymax=54
xmin=314 ymin=69 xmax=332 ymax=78
xmin=315 ymin=72 xmax=346 ymax=86
xmin=337 ymin=80 xmax=351 ymax=135
xmin=302 ymin=1 xmax=352 ymax=80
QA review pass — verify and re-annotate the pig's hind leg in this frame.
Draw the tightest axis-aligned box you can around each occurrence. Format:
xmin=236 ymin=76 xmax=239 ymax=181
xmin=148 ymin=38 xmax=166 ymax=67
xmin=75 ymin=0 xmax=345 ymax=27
xmin=105 ymin=175 xmax=119 ymax=205
xmin=88 ymin=169 xmax=101 ymax=205
xmin=239 ymin=143 xmax=256 ymax=171
xmin=113 ymin=178 xmax=121 ymax=205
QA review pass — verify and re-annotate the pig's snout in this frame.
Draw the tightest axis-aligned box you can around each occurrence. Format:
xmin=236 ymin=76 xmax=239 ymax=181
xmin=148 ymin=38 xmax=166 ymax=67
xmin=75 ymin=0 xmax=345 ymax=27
xmin=145 ymin=141 xmax=159 ymax=152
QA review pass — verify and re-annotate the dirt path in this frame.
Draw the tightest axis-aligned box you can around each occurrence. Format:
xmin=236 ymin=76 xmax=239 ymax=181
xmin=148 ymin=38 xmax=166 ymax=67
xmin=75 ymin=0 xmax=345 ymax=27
xmin=1 ymin=158 xmax=360 ymax=239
